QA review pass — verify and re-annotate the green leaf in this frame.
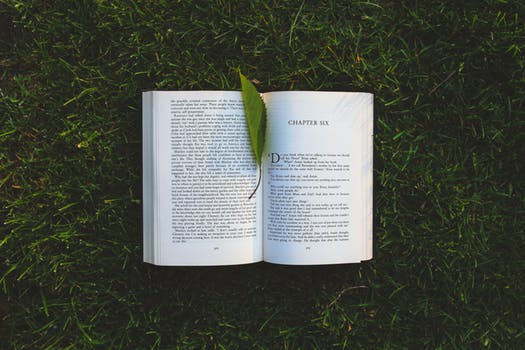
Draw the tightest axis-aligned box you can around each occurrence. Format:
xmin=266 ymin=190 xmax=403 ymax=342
xmin=239 ymin=72 xmax=266 ymax=166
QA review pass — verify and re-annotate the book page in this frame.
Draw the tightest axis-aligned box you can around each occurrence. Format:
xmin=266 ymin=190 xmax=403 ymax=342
xmin=146 ymin=91 xmax=262 ymax=265
xmin=262 ymin=91 xmax=373 ymax=265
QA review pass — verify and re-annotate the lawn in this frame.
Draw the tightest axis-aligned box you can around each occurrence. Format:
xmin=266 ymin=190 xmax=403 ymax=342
xmin=1 ymin=0 xmax=524 ymax=349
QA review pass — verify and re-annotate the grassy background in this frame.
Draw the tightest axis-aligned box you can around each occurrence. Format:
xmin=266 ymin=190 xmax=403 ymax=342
xmin=1 ymin=0 xmax=524 ymax=348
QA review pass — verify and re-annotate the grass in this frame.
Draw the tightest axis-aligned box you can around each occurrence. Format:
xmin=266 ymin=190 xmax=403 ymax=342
xmin=1 ymin=0 xmax=524 ymax=348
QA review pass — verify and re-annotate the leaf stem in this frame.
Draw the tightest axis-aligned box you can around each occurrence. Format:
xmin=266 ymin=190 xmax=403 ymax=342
xmin=249 ymin=166 xmax=262 ymax=200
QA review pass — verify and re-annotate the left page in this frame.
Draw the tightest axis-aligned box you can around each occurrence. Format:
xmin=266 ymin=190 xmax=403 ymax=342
xmin=143 ymin=91 xmax=263 ymax=265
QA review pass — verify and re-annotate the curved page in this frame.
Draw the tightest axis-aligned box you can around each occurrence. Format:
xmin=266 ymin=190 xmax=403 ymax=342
xmin=144 ymin=91 xmax=263 ymax=265
xmin=262 ymin=91 xmax=373 ymax=265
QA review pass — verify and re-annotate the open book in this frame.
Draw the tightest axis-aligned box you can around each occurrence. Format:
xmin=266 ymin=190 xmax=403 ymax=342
xmin=143 ymin=90 xmax=373 ymax=265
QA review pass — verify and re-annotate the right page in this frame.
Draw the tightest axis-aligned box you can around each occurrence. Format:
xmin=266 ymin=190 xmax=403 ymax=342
xmin=262 ymin=91 xmax=373 ymax=265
